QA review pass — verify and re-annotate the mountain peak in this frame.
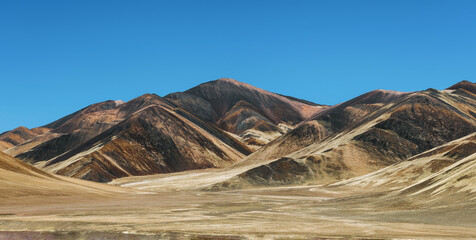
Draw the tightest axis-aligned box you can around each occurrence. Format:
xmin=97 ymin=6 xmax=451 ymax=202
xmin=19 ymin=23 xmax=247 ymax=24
xmin=206 ymin=78 xmax=269 ymax=90
xmin=456 ymin=80 xmax=472 ymax=84
xmin=208 ymin=78 xmax=257 ymax=90
xmin=12 ymin=126 xmax=29 ymax=132
xmin=136 ymin=93 xmax=161 ymax=99
xmin=216 ymin=78 xmax=239 ymax=82
xmin=446 ymin=80 xmax=476 ymax=94
xmin=114 ymin=100 xmax=124 ymax=107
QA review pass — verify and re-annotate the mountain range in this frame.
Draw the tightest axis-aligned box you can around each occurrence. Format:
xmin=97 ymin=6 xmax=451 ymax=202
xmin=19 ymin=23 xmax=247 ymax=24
xmin=1 ymin=78 xmax=325 ymax=182
xmin=1 ymin=79 xmax=474 ymax=186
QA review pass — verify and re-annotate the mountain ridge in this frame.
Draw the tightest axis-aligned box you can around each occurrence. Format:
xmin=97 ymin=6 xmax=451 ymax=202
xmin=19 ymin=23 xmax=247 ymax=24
xmin=1 ymin=79 xmax=474 ymax=186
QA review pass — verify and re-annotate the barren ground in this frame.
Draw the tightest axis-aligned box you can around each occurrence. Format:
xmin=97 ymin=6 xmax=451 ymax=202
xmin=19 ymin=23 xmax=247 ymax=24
xmin=1 ymin=169 xmax=476 ymax=239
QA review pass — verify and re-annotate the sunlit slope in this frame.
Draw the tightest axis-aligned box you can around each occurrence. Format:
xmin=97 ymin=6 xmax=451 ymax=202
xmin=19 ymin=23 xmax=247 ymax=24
xmin=212 ymin=83 xmax=476 ymax=189
xmin=0 ymin=152 xmax=129 ymax=203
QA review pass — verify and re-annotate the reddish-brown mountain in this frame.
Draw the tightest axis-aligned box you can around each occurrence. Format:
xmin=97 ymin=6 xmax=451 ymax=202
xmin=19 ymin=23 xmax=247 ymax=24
xmin=3 ymin=78 xmax=321 ymax=182
xmin=14 ymin=93 xmax=251 ymax=182
xmin=446 ymin=80 xmax=476 ymax=95
xmin=212 ymin=83 xmax=476 ymax=189
xmin=0 ymin=126 xmax=50 ymax=151
xmin=165 ymin=78 xmax=324 ymax=148
xmin=3 ymin=79 xmax=474 ymax=187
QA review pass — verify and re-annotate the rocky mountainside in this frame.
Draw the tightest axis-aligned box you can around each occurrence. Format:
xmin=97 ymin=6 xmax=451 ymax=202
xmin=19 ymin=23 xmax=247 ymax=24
xmin=13 ymin=95 xmax=172 ymax=163
xmin=0 ymin=126 xmax=50 ymax=151
xmin=38 ymin=103 xmax=250 ymax=182
xmin=446 ymin=80 xmax=476 ymax=95
xmin=13 ymin=94 xmax=252 ymax=182
xmin=211 ymin=81 xmax=476 ymax=189
xmin=239 ymin=89 xmax=410 ymax=161
xmin=4 ymin=100 xmax=125 ymax=157
xmin=3 ymin=78 xmax=320 ymax=182
xmin=165 ymin=78 xmax=325 ymax=149
xmin=2 ymin=79 xmax=474 ymax=186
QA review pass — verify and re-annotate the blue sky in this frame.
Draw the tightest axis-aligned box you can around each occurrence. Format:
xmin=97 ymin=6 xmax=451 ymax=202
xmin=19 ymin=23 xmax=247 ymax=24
xmin=1 ymin=0 xmax=475 ymax=133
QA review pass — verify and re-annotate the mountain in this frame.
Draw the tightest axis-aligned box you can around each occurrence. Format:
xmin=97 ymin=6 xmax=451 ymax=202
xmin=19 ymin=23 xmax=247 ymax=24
xmin=2 ymin=78 xmax=321 ymax=182
xmin=5 ymin=79 xmax=321 ymax=157
xmin=5 ymin=100 xmax=125 ymax=158
xmin=14 ymin=93 xmax=250 ymax=182
xmin=3 ymin=79 xmax=474 ymax=186
xmin=165 ymin=78 xmax=324 ymax=148
xmin=0 ymin=126 xmax=50 ymax=151
xmin=210 ymin=84 xmax=476 ymax=189
xmin=446 ymin=80 xmax=476 ymax=95
xmin=239 ymin=89 xmax=410 ymax=161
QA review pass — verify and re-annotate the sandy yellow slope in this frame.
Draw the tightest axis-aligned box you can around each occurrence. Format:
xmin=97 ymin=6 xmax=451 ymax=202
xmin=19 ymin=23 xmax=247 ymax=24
xmin=0 ymin=152 xmax=132 ymax=204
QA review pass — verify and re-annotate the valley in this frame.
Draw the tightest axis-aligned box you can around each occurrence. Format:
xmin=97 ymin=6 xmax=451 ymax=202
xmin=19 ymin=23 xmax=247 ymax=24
xmin=2 ymin=171 xmax=476 ymax=239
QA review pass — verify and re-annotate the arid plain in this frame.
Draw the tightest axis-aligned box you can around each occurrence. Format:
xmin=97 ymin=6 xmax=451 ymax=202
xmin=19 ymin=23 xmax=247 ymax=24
xmin=2 ymin=169 xmax=476 ymax=239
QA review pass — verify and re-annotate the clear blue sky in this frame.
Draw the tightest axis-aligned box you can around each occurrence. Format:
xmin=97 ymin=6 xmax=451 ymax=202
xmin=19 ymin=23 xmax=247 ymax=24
xmin=1 ymin=0 xmax=475 ymax=133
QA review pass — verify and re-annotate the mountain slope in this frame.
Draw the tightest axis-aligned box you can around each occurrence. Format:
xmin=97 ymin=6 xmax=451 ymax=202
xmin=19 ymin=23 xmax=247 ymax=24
xmin=330 ymin=132 xmax=476 ymax=206
xmin=165 ymin=78 xmax=322 ymax=127
xmin=0 ymin=126 xmax=50 ymax=151
xmin=446 ymin=80 xmax=476 ymax=95
xmin=14 ymin=94 xmax=176 ymax=163
xmin=9 ymin=79 xmax=321 ymax=163
xmin=0 ymin=151 xmax=128 ymax=204
xmin=8 ymin=92 xmax=251 ymax=182
xmin=211 ymin=85 xmax=476 ymax=189
xmin=243 ymin=89 xmax=410 ymax=161
xmin=6 ymin=100 xmax=125 ymax=159
xmin=332 ymin=133 xmax=475 ymax=188
xmin=165 ymin=78 xmax=324 ymax=148
xmin=31 ymin=102 xmax=251 ymax=182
